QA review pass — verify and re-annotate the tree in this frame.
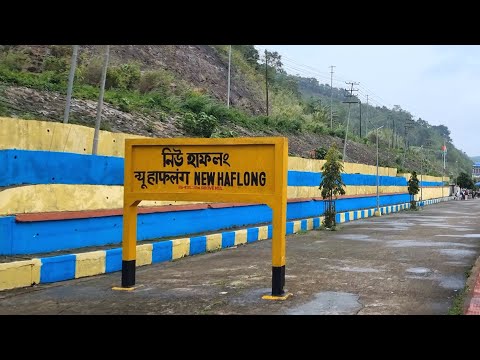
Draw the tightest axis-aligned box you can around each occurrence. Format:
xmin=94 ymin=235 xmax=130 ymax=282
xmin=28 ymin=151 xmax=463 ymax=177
xmin=407 ymin=171 xmax=420 ymax=209
xmin=319 ymin=144 xmax=346 ymax=228
xmin=457 ymin=171 xmax=474 ymax=189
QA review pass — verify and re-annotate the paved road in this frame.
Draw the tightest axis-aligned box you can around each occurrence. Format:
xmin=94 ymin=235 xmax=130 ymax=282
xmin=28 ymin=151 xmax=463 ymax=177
xmin=1 ymin=199 xmax=479 ymax=315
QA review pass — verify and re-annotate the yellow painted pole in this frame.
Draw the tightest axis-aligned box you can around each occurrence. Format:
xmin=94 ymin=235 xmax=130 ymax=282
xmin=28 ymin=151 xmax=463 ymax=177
xmin=269 ymin=137 xmax=288 ymax=297
xmin=121 ymin=199 xmax=140 ymax=288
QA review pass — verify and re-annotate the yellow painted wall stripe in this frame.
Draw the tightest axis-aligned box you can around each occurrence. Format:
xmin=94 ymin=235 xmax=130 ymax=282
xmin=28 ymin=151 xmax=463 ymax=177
xmin=234 ymin=229 xmax=248 ymax=245
xmin=206 ymin=233 xmax=222 ymax=252
xmin=0 ymin=259 xmax=41 ymax=291
xmin=0 ymin=117 xmax=147 ymax=157
xmin=258 ymin=226 xmax=269 ymax=240
xmin=75 ymin=251 xmax=106 ymax=278
xmin=293 ymin=220 xmax=302 ymax=233
xmin=172 ymin=238 xmax=190 ymax=260
xmin=0 ymin=184 xmax=205 ymax=216
xmin=136 ymin=244 xmax=153 ymax=266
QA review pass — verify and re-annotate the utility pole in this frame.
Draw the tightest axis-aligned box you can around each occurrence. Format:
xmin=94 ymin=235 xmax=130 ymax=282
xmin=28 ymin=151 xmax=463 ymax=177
xmin=227 ymin=45 xmax=231 ymax=108
xmin=359 ymin=100 xmax=362 ymax=137
xmin=342 ymin=81 xmax=359 ymax=161
xmin=403 ymin=118 xmax=414 ymax=165
xmin=92 ymin=45 xmax=110 ymax=155
xmin=63 ymin=45 xmax=79 ymax=124
xmin=365 ymin=94 xmax=369 ymax=137
xmin=392 ymin=117 xmax=395 ymax=148
xmin=265 ymin=50 xmax=269 ymax=117
xmin=330 ymin=65 xmax=335 ymax=129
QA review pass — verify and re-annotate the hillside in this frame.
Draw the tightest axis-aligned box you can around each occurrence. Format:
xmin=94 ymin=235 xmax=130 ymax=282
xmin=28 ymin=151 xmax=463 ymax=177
xmin=0 ymin=45 xmax=472 ymax=178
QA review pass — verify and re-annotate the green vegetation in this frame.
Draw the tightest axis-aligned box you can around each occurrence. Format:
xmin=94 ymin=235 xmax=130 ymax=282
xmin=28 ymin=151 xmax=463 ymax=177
xmin=0 ymin=45 xmax=474 ymax=175
xmin=457 ymin=171 xmax=475 ymax=189
xmin=319 ymin=144 xmax=345 ymax=229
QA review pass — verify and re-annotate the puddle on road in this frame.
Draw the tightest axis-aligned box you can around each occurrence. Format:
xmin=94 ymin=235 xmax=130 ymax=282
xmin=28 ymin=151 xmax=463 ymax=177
xmin=387 ymin=240 xmax=476 ymax=248
xmin=406 ymin=267 xmax=432 ymax=276
xmin=436 ymin=234 xmax=480 ymax=238
xmin=335 ymin=234 xmax=379 ymax=242
xmin=354 ymin=227 xmax=407 ymax=232
xmin=286 ymin=291 xmax=362 ymax=315
xmin=438 ymin=276 xmax=465 ymax=290
xmin=439 ymin=249 xmax=477 ymax=258
xmin=328 ymin=265 xmax=381 ymax=273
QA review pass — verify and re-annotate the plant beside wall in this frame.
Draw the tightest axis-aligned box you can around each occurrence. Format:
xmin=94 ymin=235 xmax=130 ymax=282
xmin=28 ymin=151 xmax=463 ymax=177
xmin=408 ymin=171 xmax=420 ymax=210
xmin=319 ymin=144 xmax=345 ymax=229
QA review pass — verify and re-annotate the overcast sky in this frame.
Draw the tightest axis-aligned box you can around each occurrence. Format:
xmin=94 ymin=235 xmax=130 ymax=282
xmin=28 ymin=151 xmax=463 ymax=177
xmin=256 ymin=45 xmax=479 ymax=157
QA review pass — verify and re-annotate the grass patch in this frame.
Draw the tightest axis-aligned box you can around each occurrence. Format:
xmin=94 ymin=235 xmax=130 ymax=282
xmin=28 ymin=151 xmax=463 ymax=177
xmin=448 ymin=268 xmax=473 ymax=315
xmin=448 ymin=285 xmax=469 ymax=315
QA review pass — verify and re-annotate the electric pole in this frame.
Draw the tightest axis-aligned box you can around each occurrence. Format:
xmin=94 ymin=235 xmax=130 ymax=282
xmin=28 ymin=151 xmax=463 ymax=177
xmin=63 ymin=45 xmax=79 ymax=124
xmin=359 ymin=100 xmax=362 ymax=137
xmin=342 ymin=81 xmax=359 ymax=161
xmin=265 ymin=50 xmax=269 ymax=117
xmin=330 ymin=65 xmax=335 ymax=129
xmin=227 ymin=45 xmax=231 ymax=108
xmin=365 ymin=94 xmax=369 ymax=137
xmin=392 ymin=117 xmax=395 ymax=148
xmin=92 ymin=45 xmax=110 ymax=155
xmin=403 ymin=118 xmax=414 ymax=165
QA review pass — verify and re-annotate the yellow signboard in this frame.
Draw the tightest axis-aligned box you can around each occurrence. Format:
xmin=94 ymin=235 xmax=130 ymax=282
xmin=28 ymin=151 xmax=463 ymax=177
xmin=120 ymin=137 xmax=289 ymax=299
xmin=129 ymin=142 xmax=275 ymax=197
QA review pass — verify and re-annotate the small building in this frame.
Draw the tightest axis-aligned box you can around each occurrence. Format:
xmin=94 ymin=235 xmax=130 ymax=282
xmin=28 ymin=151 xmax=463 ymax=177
xmin=473 ymin=162 xmax=480 ymax=177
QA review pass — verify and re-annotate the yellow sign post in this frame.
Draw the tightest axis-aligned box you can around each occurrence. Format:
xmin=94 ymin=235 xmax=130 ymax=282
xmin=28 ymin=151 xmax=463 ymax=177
xmin=120 ymin=137 xmax=289 ymax=298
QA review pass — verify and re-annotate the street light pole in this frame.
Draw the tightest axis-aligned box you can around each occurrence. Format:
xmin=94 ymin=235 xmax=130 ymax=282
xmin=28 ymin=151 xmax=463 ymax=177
xmin=227 ymin=45 xmax=231 ymax=108
xmin=420 ymin=145 xmax=423 ymax=204
xmin=375 ymin=125 xmax=384 ymax=216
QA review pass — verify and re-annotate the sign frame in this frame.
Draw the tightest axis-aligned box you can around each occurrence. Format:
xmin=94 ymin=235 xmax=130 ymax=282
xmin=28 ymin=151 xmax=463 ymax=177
xmin=119 ymin=137 xmax=289 ymax=298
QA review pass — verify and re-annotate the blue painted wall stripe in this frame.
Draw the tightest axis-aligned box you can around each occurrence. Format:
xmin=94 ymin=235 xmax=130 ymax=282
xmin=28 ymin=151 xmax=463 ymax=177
xmin=189 ymin=236 xmax=207 ymax=255
xmin=152 ymin=241 xmax=173 ymax=263
xmin=1 ymin=149 xmax=123 ymax=187
xmin=0 ymin=193 xmax=420 ymax=255
xmin=105 ymin=248 xmax=122 ymax=273
xmin=286 ymin=222 xmax=294 ymax=235
xmin=40 ymin=254 xmax=76 ymax=283
xmin=313 ymin=217 xmax=320 ymax=229
xmin=222 ymin=232 xmax=235 ymax=248
xmin=247 ymin=228 xmax=259 ymax=243
xmin=301 ymin=219 xmax=307 ymax=231
xmin=2 ymin=149 xmax=444 ymax=188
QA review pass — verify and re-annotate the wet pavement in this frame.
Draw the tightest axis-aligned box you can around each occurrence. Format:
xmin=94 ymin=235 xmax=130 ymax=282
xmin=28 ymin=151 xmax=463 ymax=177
xmin=1 ymin=199 xmax=480 ymax=315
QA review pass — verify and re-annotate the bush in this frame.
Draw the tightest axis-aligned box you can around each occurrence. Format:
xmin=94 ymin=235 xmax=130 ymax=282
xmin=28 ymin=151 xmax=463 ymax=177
xmin=138 ymin=69 xmax=176 ymax=94
xmin=80 ymin=57 xmax=103 ymax=86
xmin=0 ymin=51 xmax=30 ymax=71
xmin=182 ymin=92 xmax=211 ymax=113
xmin=43 ymin=56 xmax=68 ymax=73
xmin=276 ymin=117 xmax=303 ymax=133
xmin=181 ymin=111 xmax=218 ymax=137
xmin=106 ymin=63 xmax=141 ymax=90
xmin=211 ymin=129 xmax=237 ymax=138
xmin=314 ymin=146 xmax=328 ymax=160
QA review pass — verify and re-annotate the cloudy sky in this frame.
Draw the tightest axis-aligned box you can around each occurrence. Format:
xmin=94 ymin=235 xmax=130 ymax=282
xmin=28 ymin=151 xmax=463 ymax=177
xmin=256 ymin=45 xmax=480 ymax=157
